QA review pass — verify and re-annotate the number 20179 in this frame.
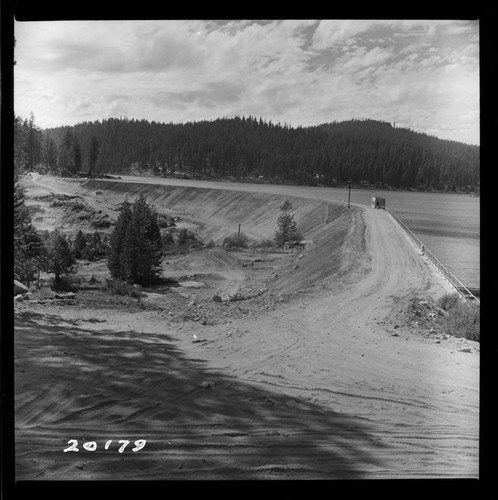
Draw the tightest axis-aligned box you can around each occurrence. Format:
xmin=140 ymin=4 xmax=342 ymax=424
xmin=63 ymin=439 xmax=146 ymax=453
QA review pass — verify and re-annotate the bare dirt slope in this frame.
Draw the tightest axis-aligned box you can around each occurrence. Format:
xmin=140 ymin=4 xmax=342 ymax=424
xmin=14 ymin=175 xmax=479 ymax=480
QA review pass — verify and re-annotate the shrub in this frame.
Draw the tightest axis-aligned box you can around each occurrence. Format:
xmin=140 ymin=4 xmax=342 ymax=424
xmin=176 ymin=228 xmax=190 ymax=247
xmin=51 ymin=275 xmax=75 ymax=292
xmin=437 ymin=293 xmax=461 ymax=311
xmin=102 ymin=278 xmax=145 ymax=297
xmin=157 ymin=214 xmax=176 ymax=228
xmin=161 ymin=231 xmax=175 ymax=250
xmin=80 ymin=246 xmax=95 ymax=261
xmin=258 ymin=238 xmax=275 ymax=248
xmin=78 ymin=231 xmax=107 ymax=261
xmin=176 ymin=229 xmax=203 ymax=250
xmin=223 ymin=232 xmax=249 ymax=250
xmin=91 ymin=217 xmax=112 ymax=228
xmin=130 ymin=288 xmax=144 ymax=298
xmin=438 ymin=294 xmax=480 ymax=342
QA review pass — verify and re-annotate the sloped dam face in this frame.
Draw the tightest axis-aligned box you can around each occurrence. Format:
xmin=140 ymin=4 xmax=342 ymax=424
xmin=82 ymin=179 xmax=367 ymax=294
xmin=83 ymin=179 xmax=350 ymax=242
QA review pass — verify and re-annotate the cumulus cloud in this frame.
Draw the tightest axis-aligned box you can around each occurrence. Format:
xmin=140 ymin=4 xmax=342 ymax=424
xmin=14 ymin=19 xmax=479 ymax=144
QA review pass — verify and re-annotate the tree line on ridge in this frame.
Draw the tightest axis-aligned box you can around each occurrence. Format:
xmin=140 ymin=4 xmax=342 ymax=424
xmin=15 ymin=114 xmax=480 ymax=193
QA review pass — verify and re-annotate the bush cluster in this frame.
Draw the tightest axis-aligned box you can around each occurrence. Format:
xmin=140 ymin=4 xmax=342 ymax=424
xmin=161 ymin=228 xmax=203 ymax=253
xmin=223 ymin=232 xmax=249 ymax=250
xmin=437 ymin=293 xmax=480 ymax=342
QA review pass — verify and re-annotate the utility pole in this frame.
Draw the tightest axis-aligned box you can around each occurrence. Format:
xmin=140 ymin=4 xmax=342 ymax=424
xmin=347 ymin=180 xmax=352 ymax=208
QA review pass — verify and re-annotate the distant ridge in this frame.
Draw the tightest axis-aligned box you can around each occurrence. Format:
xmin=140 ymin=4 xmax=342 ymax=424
xmin=23 ymin=115 xmax=479 ymax=192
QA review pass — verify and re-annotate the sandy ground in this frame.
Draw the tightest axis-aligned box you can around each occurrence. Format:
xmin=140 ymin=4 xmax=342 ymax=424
xmin=14 ymin=174 xmax=479 ymax=480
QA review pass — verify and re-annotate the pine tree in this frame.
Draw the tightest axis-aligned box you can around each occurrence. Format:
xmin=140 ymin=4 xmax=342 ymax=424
xmin=88 ymin=135 xmax=99 ymax=176
xmin=275 ymin=199 xmax=298 ymax=247
xmin=14 ymin=177 xmax=46 ymax=284
xmin=14 ymin=116 xmax=28 ymax=175
xmin=42 ymin=116 xmax=480 ymax=191
xmin=107 ymin=195 xmax=162 ymax=285
xmin=73 ymin=138 xmax=82 ymax=173
xmin=57 ymin=129 xmax=73 ymax=173
xmin=107 ymin=200 xmax=132 ymax=279
xmin=26 ymin=112 xmax=42 ymax=171
xmin=41 ymin=134 xmax=57 ymax=173
xmin=44 ymin=229 xmax=75 ymax=286
xmin=73 ymin=229 xmax=87 ymax=259
xmin=57 ymin=128 xmax=81 ymax=174
xmin=122 ymin=195 xmax=162 ymax=284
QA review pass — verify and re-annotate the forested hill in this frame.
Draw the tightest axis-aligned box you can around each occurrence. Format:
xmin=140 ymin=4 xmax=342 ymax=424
xmin=18 ymin=115 xmax=480 ymax=192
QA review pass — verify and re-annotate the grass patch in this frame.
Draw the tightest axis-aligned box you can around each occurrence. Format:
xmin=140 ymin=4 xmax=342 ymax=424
xmin=102 ymin=278 xmax=146 ymax=298
xmin=437 ymin=293 xmax=480 ymax=342
xmin=251 ymin=238 xmax=275 ymax=249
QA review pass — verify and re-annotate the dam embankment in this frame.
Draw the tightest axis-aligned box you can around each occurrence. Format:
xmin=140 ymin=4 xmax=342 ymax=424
xmin=83 ymin=178 xmax=349 ymax=243
xmin=82 ymin=178 xmax=367 ymax=295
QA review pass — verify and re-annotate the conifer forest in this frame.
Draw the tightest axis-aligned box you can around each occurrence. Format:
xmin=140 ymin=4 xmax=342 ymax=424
xmin=15 ymin=114 xmax=479 ymax=193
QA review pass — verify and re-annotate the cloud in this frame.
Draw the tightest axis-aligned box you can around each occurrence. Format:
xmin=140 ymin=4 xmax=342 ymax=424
xmin=336 ymin=46 xmax=395 ymax=72
xmin=14 ymin=19 xmax=480 ymax=144
xmin=311 ymin=20 xmax=377 ymax=49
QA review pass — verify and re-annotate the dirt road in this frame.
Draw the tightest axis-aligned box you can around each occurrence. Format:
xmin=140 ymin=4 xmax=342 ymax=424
xmin=14 ymin=175 xmax=479 ymax=480
xmin=169 ymin=207 xmax=478 ymax=478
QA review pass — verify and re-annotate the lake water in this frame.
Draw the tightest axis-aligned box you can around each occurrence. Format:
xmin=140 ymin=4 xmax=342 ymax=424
xmin=119 ymin=176 xmax=480 ymax=290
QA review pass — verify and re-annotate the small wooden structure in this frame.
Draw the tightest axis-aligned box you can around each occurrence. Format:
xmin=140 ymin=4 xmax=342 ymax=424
xmin=371 ymin=196 xmax=386 ymax=210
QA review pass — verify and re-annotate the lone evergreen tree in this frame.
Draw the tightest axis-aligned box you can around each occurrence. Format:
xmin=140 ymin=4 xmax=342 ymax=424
xmin=107 ymin=195 xmax=162 ymax=285
xmin=275 ymin=199 xmax=298 ymax=246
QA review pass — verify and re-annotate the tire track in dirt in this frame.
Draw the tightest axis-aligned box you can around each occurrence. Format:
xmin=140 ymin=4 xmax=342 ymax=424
xmin=206 ymin=248 xmax=246 ymax=300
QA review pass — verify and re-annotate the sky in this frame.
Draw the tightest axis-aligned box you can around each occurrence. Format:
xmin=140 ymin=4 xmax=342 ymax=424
xmin=14 ymin=19 xmax=480 ymax=145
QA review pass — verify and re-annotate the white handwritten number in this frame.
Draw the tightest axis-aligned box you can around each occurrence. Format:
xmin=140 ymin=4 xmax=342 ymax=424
xmin=118 ymin=440 xmax=130 ymax=453
xmin=83 ymin=441 xmax=97 ymax=451
xmin=132 ymin=439 xmax=146 ymax=452
xmin=63 ymin=438 xmax=145 ymax=452
xmin=63 ymin=439 xmax=79 ymax=452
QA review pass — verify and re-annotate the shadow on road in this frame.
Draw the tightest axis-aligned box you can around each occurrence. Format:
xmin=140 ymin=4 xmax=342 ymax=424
xmin=14 ymin=310 xmax=387 ymax=480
